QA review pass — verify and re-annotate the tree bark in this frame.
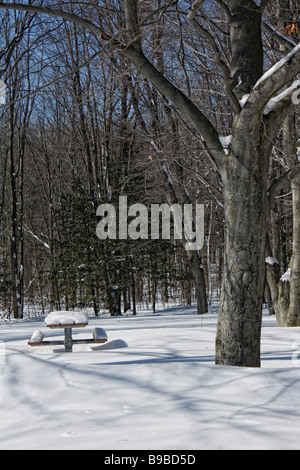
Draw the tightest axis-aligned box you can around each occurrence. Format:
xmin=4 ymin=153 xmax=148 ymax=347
xmin=229 ymin=0 xmax=263 ymax=99
xmin=214 ymin=1 xmax=267 ymax=367
xmin=215 ymin=130 xmax=269 ymax=367
xmin=187 ymin=250 xmax=208 ymax=315
xmin=9 ymin=102 xmax=20 ymax=319
xmin=276 ymin=278 xmax=290 ymax=327
xmin=287 ymin=175 xmax=300 ymax=326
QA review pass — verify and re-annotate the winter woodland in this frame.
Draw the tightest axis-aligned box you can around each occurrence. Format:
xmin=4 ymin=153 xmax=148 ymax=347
xmin=0 ymin=1 xmax=300 ymax=370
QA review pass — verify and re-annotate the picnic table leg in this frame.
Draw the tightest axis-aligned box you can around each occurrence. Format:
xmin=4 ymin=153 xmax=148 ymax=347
xmin=64 ymin=327 xmax=73 ymax=352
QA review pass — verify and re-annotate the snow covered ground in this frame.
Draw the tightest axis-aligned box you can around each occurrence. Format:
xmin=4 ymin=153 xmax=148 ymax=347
xmin=1 ymin=303 xmax=300 ymax=450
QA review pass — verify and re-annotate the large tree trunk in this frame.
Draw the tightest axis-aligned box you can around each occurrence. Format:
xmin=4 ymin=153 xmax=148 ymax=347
xmin=287 ymin=175 xmax=300 ymax=326
xmin=215 ymin=2 xmax=267 ymax=367
xmin=216 ymin=133 xmax=268 ymax=367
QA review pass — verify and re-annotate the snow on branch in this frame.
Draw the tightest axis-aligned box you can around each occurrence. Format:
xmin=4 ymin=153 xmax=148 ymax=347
xmin=163 ymin=163 xmax=174 ymax=187
xmin=263 ymin=79 xmax=300 ymax=115
xmin=254 ymin=43 xmax=300 ymax=90
xmin=280 ymin=268 xmax=291 ymax=282
xmin=23 ymin=227 xmax=50 ymax=250
xmin=218 ymin=134 xmax=232 ymax=155
xmin=239 ymin=42 xmax=300 ymax=119
xmin=265 ymin=256 xmax=279 ymax=265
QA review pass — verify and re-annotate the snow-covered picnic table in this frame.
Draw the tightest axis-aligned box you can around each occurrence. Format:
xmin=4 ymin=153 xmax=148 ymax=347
xmin=45 ymin=311 xmax=89 ymax=352
xmin=45 ymin=311 xmax=88 ymax=328
xmin=28 ymin=311 xmax=108 ymax=352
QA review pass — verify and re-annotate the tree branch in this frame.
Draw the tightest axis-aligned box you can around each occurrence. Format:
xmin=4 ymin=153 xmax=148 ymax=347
xmin=189 ymin=18 xmax=241 ymax=114
xmin=121 ymin=45 xmax=224 ymax=170
xmin=124 ymin=0 xmax=142 ymax=51
xmin=0 ymin=2 xmax=107 ymax=38
xmin=187 ymin=0 xmax=204 ymax=21
xmin=239 ymin=43 xmax=300 ymax=125
xmin=263 ymin=21 xmax=297 ymax=52
xmin=268 ymin=163 xmax=300 ymax=206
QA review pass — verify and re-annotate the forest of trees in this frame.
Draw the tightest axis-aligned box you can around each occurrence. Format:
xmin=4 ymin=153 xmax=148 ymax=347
xmin=0 ymin=0 xmax=225 ymax=320
xmin=0 ymin=0 xmax=299 ymax=368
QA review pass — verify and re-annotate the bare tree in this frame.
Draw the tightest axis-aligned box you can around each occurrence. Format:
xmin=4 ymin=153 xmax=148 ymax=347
xmin=263 ymin=0 xmax=300 ymax=327
xmin=1 ymin=10 xmax=38 ymax=318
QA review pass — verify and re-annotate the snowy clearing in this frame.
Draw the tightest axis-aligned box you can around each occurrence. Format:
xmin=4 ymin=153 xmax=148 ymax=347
xmin=1 ymin=303 xmax=300 ymax=450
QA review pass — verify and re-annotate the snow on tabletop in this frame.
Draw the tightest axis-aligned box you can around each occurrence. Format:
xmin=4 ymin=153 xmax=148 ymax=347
xmin=45 ymin=311 xmax=88 ymax=326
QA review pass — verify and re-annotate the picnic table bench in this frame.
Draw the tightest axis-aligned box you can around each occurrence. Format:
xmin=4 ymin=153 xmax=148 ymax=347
xmin=28 ymin=311 xmax=108 ymax=352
